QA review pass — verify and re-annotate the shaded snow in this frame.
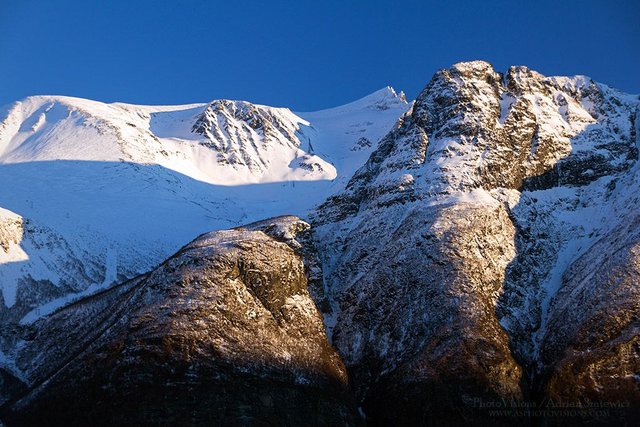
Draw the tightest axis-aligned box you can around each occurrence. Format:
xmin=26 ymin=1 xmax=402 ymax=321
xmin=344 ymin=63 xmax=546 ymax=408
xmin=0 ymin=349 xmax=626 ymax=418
xmin=0 ymin=88 xmax=408 ymax=315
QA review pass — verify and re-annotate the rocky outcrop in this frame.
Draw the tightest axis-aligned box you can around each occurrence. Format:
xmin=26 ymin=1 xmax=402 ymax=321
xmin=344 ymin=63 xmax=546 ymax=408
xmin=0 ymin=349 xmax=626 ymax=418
xmin=328 ymin=200 xmax=524 ymax=425
xmin=1 ymin=216 xmax=358 ymax=426
xmin=191 ymin=99 xmax=333 ymax=176
xmin=0 ymin=211 xmax=23 ymax=254
xmin=314 ymin=191 xmax=526 ymax=424
xmin=0 ymin=209 xmax=106 ymax=332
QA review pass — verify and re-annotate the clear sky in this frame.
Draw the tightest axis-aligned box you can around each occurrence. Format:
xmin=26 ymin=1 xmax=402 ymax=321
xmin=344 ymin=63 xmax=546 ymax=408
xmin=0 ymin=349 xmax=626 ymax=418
xmin=1 ymin=0 xmax=638 ymax=111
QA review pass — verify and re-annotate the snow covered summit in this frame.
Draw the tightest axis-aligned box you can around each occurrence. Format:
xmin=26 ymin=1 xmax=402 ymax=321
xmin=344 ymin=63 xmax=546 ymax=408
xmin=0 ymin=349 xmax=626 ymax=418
xmin=0 ymin=88 xmax=408 ymax=319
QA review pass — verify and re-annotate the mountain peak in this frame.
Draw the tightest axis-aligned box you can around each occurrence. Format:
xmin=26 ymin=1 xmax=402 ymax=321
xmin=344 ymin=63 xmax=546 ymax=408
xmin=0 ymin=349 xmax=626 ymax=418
xmin=451 ymin=59 xmax=495 ymax=74
xmin=357 ymin=86 xmax=407 ymax=110
xmin=317 ymin=61 xmax=639 ymax=223
xmin=3 ymin=62 xmax=640 ymax=425
xmin=301 ymin=86 xmax=408 ymax=115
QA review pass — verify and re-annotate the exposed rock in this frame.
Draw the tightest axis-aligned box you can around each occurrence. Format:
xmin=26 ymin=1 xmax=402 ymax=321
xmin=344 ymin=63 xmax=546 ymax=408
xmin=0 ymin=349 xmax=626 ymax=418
xmin=0 ymin=209 xmax=105 ymax=334
xmin=191 ymin=99 xmax=334 ymax=178
xmin=351 ymin=137 xmax=373 ymax=151
xmin=537 ymin=208 xmax=640 ymax=423
xmin=0 ymin=211 xmax=22 ymax=253
xmin=313 ymin=193 xmax=525 ymax=424
xmin=312 ymin=60 xmax=640 ymax=424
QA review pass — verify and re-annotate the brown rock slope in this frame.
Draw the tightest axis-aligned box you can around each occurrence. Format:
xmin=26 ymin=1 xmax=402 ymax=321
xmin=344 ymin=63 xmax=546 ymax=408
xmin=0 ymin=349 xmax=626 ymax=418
xmin=1 ymin=216 xmax=358 ymax=426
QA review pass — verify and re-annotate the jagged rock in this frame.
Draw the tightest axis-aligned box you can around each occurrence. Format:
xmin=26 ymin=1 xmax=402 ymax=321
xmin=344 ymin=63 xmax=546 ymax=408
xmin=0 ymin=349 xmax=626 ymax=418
xmin=312 ymin=60 xmax=640 ymax=424
xmin=191 ymin=99 xmax=334 ymax=176
xmin=1 ymin=216 xmax=358 ymax=426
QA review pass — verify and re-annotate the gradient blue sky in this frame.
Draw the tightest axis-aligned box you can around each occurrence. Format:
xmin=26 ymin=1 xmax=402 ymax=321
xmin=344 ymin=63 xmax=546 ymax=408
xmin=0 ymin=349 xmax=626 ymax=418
xmin=1 ymin=0 xmax=638 ymax=111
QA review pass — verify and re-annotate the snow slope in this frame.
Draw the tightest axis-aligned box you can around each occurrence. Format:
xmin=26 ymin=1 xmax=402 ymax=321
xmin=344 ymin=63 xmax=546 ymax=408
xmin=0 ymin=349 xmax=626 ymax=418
xmin=0 ymin=95 xmax=335 ymax=185
xmin=0 ymin=88 xmax=408 ymax=325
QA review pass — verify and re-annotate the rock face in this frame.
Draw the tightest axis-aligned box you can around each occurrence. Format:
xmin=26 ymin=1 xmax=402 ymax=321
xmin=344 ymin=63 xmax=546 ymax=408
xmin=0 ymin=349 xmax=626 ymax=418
xmin=312 ymin=60 xmax=640 ymax=424
xmin=323 ymin=201 xmax=524 ymax=425
xmin=0 ymin=208 xmax=107 ymax=330
xmin=1 ymin=216 xmax=358 ymax=426
xmin=191 ymin=99 xmax=334 ymax=176
xmin=538 ymin=206 xmax=640 ymax=422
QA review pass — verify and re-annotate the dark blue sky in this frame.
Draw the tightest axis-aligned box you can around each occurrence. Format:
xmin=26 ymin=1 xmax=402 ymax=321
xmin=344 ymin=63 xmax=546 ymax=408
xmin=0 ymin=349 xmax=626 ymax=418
xmin=1 ymin=0 xmax=638 ymax=111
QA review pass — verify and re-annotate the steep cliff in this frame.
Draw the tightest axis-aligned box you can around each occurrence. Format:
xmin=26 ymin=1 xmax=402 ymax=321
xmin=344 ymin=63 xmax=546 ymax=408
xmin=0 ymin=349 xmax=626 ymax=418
xmin=312 ymin=60 xmax=640 ymax=424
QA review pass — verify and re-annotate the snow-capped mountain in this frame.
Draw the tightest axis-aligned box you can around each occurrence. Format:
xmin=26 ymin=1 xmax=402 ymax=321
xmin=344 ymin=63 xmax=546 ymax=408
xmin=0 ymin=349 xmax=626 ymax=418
xmin=0 ymin=87 xmax=407 ymax=185
xmin=1 ymin=61 xmax=639 ymax=425
xmin=311 ymin=61 xmax=640 ymax=424
xmin=0 ymin=88 xmax=408 ymax=325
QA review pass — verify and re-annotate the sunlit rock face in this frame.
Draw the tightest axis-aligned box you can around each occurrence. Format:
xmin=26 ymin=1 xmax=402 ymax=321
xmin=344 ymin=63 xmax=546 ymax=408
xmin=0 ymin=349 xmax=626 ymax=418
xmin=312 ymin=60 xmax=640 ymax=424
xmin=1 ymin=216 xmax=358 ymax=426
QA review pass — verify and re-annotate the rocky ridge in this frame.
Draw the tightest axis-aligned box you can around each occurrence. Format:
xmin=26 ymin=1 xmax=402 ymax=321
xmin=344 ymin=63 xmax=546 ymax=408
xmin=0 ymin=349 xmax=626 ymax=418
xmin=191 ymin=99 xmax=331 ymax=176
xmin=312 ymin=60 xmax=640 ymax=423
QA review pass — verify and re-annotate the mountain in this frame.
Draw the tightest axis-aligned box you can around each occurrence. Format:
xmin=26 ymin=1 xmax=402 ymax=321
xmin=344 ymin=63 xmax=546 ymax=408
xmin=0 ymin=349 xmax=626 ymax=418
xmin=0 ymin=88 xmax=408 ymax=326
xmin=1 ymin=62 xmax=639 ymax=425
xmin=1 ymin=217 xmax=359 ymax=426
xmin=311 ymin=60 xmax=640 ymax=424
